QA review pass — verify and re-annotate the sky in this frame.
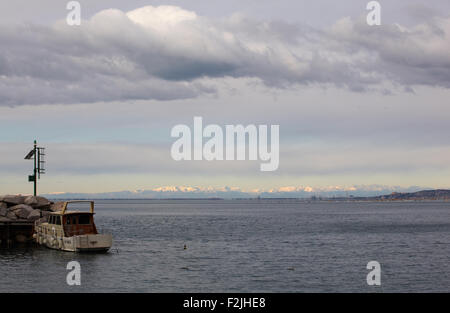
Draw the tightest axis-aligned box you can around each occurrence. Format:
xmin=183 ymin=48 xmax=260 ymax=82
xmin=1 ymin=1 xmax=450 ymax=197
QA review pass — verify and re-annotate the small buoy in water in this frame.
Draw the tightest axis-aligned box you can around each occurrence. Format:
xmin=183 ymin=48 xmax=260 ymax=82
xmin=183 ymin=244 xmax=187 ymax=250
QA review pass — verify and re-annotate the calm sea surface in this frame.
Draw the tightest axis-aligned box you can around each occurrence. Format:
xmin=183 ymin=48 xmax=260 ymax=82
xmin=1 ymin=200 xmax=450 ymax=292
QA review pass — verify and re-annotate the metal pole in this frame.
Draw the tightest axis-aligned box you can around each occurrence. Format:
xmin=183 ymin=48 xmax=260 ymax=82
xmin=34 ymin=140 xmax=37 ymax=196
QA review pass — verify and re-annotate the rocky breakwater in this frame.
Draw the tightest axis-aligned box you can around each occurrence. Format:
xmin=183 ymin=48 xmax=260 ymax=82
xmin=0 ymin=195 xmax=54 ymax=223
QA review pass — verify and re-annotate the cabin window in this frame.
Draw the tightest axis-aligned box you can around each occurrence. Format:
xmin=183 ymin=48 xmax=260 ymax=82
xmin=55 ymin=216 xmax=61 ymax=225
xmin=49 ymin=216 xmax=54 ymax=224
xmin=78 ymin=215 xmax=91 ymax=225
xmin=66 ymin=217 xmax=70 ymax=225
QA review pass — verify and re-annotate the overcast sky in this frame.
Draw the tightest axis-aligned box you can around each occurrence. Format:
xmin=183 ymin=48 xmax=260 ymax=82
xmin=1 ymin=1 xmax=449 ymax=196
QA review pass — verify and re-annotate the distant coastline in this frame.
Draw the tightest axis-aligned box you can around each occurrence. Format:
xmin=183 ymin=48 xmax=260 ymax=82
xmin=43 ymin=189 xmax=450 ymax=202
xmin=345 ymin=189 xmax=450 ymax=201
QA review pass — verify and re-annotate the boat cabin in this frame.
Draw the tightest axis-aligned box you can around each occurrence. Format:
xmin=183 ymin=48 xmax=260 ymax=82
xmin=47 ymin=212 xmax=98 ymax=236
xmin=46 ymin=201 xmax=98 ymax=237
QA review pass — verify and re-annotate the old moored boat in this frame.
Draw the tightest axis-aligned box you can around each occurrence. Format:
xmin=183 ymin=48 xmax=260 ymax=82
xmin=34 ymin=200 xmax=112 ymax=252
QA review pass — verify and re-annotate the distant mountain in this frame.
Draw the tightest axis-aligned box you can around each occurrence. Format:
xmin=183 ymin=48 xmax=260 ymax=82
xmin=40 ymin=185 xmax=441 ymax=200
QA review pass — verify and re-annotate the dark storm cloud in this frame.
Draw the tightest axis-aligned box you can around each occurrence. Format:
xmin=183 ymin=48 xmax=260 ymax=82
xmin=0 ymin=5 xmax=449 ymax=106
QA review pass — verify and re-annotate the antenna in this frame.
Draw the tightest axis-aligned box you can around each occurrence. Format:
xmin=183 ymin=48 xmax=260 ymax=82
xmin=37 ymin=147 xmax=46 ymax=179
xmin=24 ymin=140 xmax=45 ymax=196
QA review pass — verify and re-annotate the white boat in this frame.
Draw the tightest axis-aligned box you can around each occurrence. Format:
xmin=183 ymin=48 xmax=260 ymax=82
xmin=34 ymin=200 xmax=112 ymax=252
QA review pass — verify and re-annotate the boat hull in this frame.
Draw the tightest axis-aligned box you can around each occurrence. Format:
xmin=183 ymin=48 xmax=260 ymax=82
xmin=36 ymin=232 xmax=112 ymax=252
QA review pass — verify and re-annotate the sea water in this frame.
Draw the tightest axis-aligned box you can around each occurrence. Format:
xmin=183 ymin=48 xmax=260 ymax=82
xmin=1 ymin=200 xmax=449 ymax=292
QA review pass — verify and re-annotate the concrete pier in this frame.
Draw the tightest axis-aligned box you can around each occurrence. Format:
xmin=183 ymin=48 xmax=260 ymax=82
xmin=0 ymin=220 xmax=34 ymax=247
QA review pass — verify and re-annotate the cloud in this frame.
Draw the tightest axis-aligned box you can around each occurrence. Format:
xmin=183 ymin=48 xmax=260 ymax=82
xmin=1 ymin=5 xmax=450 ymax=106
xmin=2 ymin=141 xmax=450 ymax=176
xmin=330 ymin=16 xmax=450 ymax=88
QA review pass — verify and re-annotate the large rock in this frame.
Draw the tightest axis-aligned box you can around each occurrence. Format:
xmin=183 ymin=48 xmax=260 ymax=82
xmin=6 ymin=211 xmax=17 ymax=220
xmin=0 ymin=195 xmax=54 ymax=222
xmin=23 ymin=196 xmax=38 ymax=206
xmin=50 ymin=201 xmax=66 ymax=212
xmin=0 ymin=206 xmax=7 ymax=217
xmin=0 ymin=195 xmax=26 ymax=206
xmin=10 ymin=204 xmax=34 ymax=219
xmin=27 ymin=209 xmax=41 ymax=221
xmin=24 ymin=196 xmax=51 ymax=209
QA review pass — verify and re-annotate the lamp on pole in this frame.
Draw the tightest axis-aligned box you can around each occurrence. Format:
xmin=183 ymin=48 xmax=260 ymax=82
xmin=24 ymin=140 xmax=45 ymax=196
